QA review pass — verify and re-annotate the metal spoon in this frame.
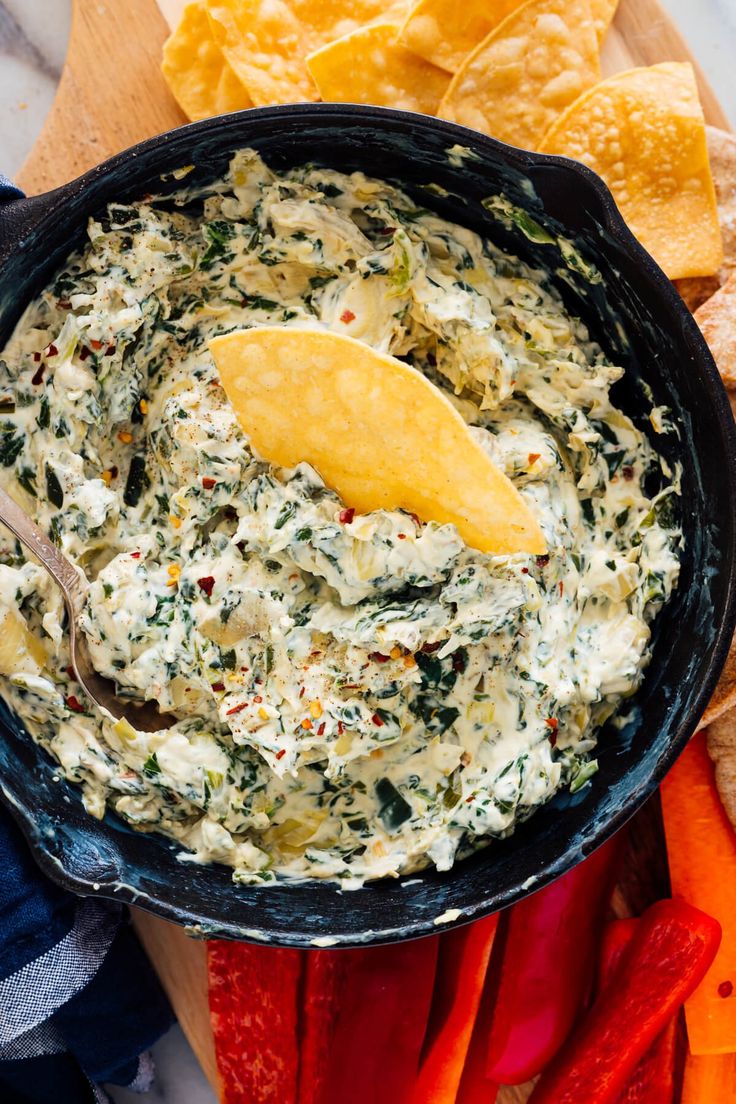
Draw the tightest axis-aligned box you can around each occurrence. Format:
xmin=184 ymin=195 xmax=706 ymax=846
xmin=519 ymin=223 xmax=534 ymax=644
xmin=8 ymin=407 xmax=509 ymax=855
xmin=0 ymin=485 xmax=173 ymax=732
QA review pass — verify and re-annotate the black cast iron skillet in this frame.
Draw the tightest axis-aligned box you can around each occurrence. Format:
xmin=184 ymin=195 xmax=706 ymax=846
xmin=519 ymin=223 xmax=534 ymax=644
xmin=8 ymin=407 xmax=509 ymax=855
xmin=0 ymin=105 xmax=734 ymax=947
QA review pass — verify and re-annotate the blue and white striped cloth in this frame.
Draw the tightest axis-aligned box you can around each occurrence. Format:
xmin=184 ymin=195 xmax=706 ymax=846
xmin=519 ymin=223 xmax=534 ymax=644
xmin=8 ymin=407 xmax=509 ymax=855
xmin=0 ymin=810 xmax=174 ymax=1104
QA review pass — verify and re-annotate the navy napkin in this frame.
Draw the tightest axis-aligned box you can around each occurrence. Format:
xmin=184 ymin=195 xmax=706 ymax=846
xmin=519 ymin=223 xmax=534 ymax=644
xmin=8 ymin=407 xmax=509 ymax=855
xmin=0 ymin=809 xmax=175 ymax=1104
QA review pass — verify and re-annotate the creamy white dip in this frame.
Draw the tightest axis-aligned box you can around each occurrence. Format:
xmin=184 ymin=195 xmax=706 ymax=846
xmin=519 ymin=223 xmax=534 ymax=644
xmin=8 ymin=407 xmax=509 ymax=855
xmin=0 ymin=150 xmax=680 ymax=885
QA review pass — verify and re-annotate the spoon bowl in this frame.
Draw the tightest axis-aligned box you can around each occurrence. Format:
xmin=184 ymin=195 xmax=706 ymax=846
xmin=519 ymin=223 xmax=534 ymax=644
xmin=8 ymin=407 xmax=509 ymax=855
xmin=0 ymin=486 xmax=174 ymax=732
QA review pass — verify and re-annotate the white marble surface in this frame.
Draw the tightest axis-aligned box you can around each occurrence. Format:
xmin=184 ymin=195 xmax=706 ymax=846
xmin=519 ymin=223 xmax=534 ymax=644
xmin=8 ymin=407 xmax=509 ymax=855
xmin=1 ymin=1 xmax=735 ymax=1101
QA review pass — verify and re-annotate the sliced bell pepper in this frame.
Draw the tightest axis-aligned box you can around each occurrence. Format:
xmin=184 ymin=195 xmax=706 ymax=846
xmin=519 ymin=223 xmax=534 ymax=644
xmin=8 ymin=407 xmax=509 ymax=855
xmin=483 ymin=836 xmax=622 ymax=1085
xmin=455 ymin=949 xmax=500 ymax=1104
xmin=599 ymin=919 xmax=677 ymax=1103
xmin=661 ymin=730 xmax=736 ymax=1054
xmin=529 ymin=898 xmax=722 ymax=1104
xmin=208 ymin=940 xmax=303 ymax=1104
xmin=680 ymin=1051 xmax=736 ymax=1103
xmin=299 ymin=937 xmax=439 ymax=1104
xmin=412 ymin=914 xmax=499 ymax=1104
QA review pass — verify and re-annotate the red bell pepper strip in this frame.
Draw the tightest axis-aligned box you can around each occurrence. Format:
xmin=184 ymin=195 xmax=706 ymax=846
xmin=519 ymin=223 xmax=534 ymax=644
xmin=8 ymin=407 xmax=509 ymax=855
xmin=298 ymin=937 xmax=439 ymax=1104
xmin=529 ymin=898 xmax=722 ymax=1104
xmin=483 ymin=835 xmax=622 ymax=1085
xmin=599 ymin=919 xmax=677 ymax=1104
xmin=299 ymin=951 xmax=341 ymax=1104
xmin=412 ymin=915 xmax=499 ymax=1104
xmin=455 ymin=948 xmax=500 ymax=1104
xmin=208 ymin=940 xmax=302 ymax=1104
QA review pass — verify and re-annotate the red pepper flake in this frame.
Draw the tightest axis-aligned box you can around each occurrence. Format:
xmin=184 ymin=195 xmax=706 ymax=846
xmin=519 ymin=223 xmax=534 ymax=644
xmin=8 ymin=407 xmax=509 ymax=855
xmin=397 ymin=533 xmax=407 ymax=540
xmin=253 ymin=695 xmax=263 ymax=704
xmin=317 ymin=722 xmax=326 ymax=736
xmin=409 ymin=512 xmax=422 ymax=527
xmin=211 ymin=682 xmax=225 ymax=692
xmin=275 ymin=749 xmax=286 ymax=760
xmin=57 ymin=299 xmax=72 ymax=309
xmin=545 ymin=716 xmax=559 ymax=746
xmin=452 ymin=652 xmax=466 ymax=673
xmin=66 ymin=695 xmax=84 ymax=713
xmin=719 ymin=980 xmax=733 ymax=998
xmin=339 ymin=507 xmax=355 ymax=525
xmin=226 ymin=702 xmax=247 ymax=716
xmin=622 ymin=465 xmax=635 ymax=481
xmin=340 ymin=309 xmax=356 ymax=324
xmin=105 ymin=344 xmax=116 ymax=357
xmin=521 ymin=567 xmax=529 ymax=574
xmin=558 ymin=580 xmax=564 ymax=596
xmin=528 ymin=453 xmax=541 ymax=465
xmin=90 ymin=339 xmax=104 ymax=351
xmin=31 ymin=363 xmax=46 ymax=386
xmin=337 ymin=721 xmax=345 ymax=736
xmin=79 ymin=345 xmax=91 ymax=361
xmin=372 ymin=713 xmax=384 ymax=727
xmin=369 ymin=652 xmax=390 ymax=663
xmin=44 ymin=343 xmax=59 ymax=358
xmin=110 ymin=465 xmax=118 ymax=479
xmin=32 ymin=351 xmax=42 ymax=363
xmin=421 ymin=641 xmax=441 ymax=654
xmin=65 ymin=666 xmax=76 ymax=680
xmin=299 ymin=686 xmax=305 ymax=698
xmin=197 ymin=576 xmax=216 ymax=597
xmin=536 ymin=554 xmax=550 ymax=568
xmin=202 ymin=477 xmax=217 ymax=490
xmin=130 ymin=551 xmax=141 ymax=559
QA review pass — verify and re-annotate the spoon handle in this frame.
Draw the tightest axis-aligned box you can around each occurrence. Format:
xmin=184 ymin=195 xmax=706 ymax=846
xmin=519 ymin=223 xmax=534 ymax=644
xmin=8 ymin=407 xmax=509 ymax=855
xmin=0 ymin=485 xmax=87 ymax=619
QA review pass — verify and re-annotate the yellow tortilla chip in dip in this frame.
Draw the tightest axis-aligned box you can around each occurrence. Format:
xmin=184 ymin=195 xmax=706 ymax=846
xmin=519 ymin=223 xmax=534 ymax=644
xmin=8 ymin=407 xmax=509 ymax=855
xmin=206 ymin=0 xmax=405 ymax=107
xmin=209 ymin=327 xmax=547 ymax=555
xmin=307 ymin=22 xmax=450 ymax=114
xmin=539 ymin=62 xmax=723 ymax=281
xmin=437 ymin=0 xmax=601 ymax=151
xmin=162 ymin=2 xmax=253 ymax=120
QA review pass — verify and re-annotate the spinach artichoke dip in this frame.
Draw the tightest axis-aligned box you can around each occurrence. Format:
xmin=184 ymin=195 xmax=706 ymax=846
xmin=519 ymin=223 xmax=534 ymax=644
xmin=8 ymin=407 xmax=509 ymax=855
xmin=0 ymin=151 xmax=681 ymax=886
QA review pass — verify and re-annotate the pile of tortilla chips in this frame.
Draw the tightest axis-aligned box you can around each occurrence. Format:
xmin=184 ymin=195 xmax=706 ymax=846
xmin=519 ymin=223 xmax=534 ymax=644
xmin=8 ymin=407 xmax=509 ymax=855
xmin=161 ymin=0 xmax=725 ymax=283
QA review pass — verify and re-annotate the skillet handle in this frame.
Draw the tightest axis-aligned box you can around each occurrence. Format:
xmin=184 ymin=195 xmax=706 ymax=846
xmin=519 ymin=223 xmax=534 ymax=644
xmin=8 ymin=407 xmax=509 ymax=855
xmin=0 ymin=175 xmax=24 ymax=204
xmin=0 ymin=176 xmax=56 ymax=269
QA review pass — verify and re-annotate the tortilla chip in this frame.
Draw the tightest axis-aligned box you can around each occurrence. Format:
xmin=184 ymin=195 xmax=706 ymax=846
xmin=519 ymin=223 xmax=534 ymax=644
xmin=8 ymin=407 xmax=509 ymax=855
xmin=676 ymin=275 xmax=720 ymax=314
xmin=699 ymin=629 xmax=736 ymax=731
xmin=704 ymin=126 xmax=736 ymax=280
xmin=589 ymin=0 xmax=618 ymax=43
xmin=677 ymin=127 xmax=736 ymax=308
xmin=162 ymin=2 xmax=253 ymax=120
xmin=694 ymin=273 xmax=736 ymax=389
xmin=397 ymin=0 xmax=523 ymax=74
xmin=209 ymin=328 xmax=547 ymax=555
xmin=307 ymin=22 xmax=450 ymax=114
xmin=206 ymin=0 xmax=403 ymax=106
xmin=399 ymin=0 xmax=614 ymax=74
xmin=438 ymin=0 xmax=601 ymax=151
xmin=539 ymin=63 xmax=723 ymax=281
xmin=706 ymin=708 xmax=736 ymax=830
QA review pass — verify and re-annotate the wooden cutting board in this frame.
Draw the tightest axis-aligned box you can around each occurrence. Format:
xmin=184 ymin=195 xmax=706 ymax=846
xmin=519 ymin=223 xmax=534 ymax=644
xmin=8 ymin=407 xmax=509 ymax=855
xmin=13 ymin=2 xmax=732 ymax=1100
